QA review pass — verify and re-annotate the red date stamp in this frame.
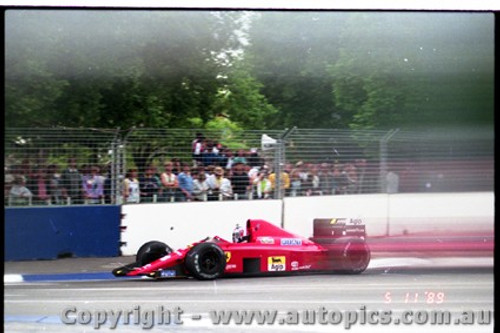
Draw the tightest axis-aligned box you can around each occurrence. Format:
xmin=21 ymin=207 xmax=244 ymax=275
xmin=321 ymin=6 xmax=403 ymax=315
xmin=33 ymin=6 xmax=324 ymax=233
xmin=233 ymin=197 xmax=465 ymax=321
xmin=384 ymin=291 xmax=445 ymax=304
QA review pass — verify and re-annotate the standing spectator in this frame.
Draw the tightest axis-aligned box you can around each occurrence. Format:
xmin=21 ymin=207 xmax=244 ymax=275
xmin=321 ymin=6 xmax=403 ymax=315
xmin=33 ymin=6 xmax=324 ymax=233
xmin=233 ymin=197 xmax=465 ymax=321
xmin=192 ymin=169 xmax=209 ymax=201
xmin=14 ymin=159 xmax=33 ymax=187
xmin=230 ymin=162 xmax=250 ymax=200
xmin=202 ymin=140 xmax=218 ymax=167
xmin=102 ymin=163 xmax=113 ymax=204
xmin=192 ymin=132 xmax=205 ymax=167
xmin=295 ymin=161 xmax=308 ymax=180
xmin=160 ymin=161 xmax=178 ymax=202
xmin=355 ymin=159 xmax=367 ymax=193
xmin=343 ymin=163 xmax=358 ymax=194
xmin=248 ymin=164 xmax=263 ymax=183
xmin=171 ymin=158 xmax=182 ymax=175
xmin=283 ymin=163 xmax=294 ymax=196
xmin=177 ymin=163 xmax=194 ymax=202
xmin=47 ymin=164 xmax=64 ymax=205
xmin=232 ymin=149 xmax=247 ymax=165
xmin=220 ymin=148 xmax=234 ymax=170
xmin=291 ymin=161 xmax=306 ymax=196
xmin=61 ymin=157 xmax=83 ymax=204
xmin=283 ymin=163 xmax=294 ymax=174
xmin=252 ymin=169 xmax=272 ymax=199
xmin=247 ymin=148 xmax=262 ymax=167
xmin=299 ymin=163 xmax=313 ymax=196
xmin=123 ymin=168 xmax=141 ymax=204
xmin=206 ymin=166 xmax=232 ymax=200
xmin=204 ymin=165 xmax=215 ymax=177
xmin=318 ymin=163 xmax=333 ymax=195
xmin=9 ymin=175 xmax=33 ymax=206
xmin=212 ymin=141 xmax=221 ymax=156
xmin=268 ymin=168 xmax=290 ymax=198
xmin=140 ymin=165 xmax=161 ymax=203
xmin=83 ymin=165 xmax=105 ymax=204
xmin=307 ymin=164 xmax=322 ymax=196
xmin=29 ymin=165 xmax=50 ymax=205
xmin=332 ymin=163 xmax=344 ymax=194
xmin=289 ymin=168 xmax=302 ymax=197
xmin=4 ymin=170 xmax=15 ymax=206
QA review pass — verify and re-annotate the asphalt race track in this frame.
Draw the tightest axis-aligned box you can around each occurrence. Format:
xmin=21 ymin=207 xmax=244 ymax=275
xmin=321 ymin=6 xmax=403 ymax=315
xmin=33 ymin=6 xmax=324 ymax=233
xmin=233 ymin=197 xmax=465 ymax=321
xmin=4 ymin=256 xmax=493 ymax=333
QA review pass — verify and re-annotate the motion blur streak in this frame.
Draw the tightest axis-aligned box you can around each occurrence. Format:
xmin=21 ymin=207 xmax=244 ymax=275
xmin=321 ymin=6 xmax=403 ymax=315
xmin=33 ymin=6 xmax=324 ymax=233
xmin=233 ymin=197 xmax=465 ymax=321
xmin=368 ymin=232 xmax=494 ymax=255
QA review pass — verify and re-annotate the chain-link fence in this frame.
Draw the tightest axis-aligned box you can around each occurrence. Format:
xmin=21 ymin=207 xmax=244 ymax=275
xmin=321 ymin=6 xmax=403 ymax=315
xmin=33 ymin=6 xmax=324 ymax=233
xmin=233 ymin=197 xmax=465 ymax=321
xmin=4 ymin=127 xmax=494 ymax=206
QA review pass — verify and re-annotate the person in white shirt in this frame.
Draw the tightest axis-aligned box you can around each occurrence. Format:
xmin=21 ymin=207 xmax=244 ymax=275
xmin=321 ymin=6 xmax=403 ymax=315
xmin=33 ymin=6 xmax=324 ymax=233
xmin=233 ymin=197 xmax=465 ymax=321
xmin=123 ymin=169 xmax=140 ymax=203
xmin=9 ymin=176 xmax=33 ymax=206
xmin=160 ymin=162 xmax=178 ymax=202
xmin=252 ymin=169 xmax=272 ymax=199
xmin=192 ymin=169 xmax=210 ymax=201
xmin=206 ymin=166 xmax=232 ymax=200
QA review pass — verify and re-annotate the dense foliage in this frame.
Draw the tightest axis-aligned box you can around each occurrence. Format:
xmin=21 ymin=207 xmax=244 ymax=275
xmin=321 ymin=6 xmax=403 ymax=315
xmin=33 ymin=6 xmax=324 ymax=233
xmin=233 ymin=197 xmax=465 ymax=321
xmin=5 ymin=10 xmax=494 ymax=130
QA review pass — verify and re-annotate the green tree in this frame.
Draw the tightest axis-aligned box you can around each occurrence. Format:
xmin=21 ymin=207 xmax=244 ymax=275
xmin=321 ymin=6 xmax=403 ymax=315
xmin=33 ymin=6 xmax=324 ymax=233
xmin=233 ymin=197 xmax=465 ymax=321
xmin=5 ymin=11 xmax=69 ymax=126
xmin=245 ymin=12 xmax=346 ymax=129
xmin=329 ymin=12 xmax=494 ymax=130
xmin=212 ymin=64 xmax=278 ymax=129
xmin=327 ymin=13 xmax=415 ymax=130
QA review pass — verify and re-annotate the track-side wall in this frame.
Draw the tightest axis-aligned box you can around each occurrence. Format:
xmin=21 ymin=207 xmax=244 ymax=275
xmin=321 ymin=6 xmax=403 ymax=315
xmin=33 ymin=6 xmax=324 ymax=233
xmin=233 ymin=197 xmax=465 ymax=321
xmin=4 ymin=205 xmax=121 ymax=261
xmin=120 ymin=192 xmax=494 ymax=255
xmin=4 ymin=192 xmax=493 ymax=259
xmin=283 ymin=192 xmax=494 ymax=238
xmin=120 ymin=200 xmax=284 ymax=255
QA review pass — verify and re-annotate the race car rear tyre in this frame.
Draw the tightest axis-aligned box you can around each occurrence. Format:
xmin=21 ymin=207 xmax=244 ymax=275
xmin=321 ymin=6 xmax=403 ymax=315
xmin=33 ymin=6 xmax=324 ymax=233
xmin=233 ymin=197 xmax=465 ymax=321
xmin=185 ymin=242 xmax=226 ymax=280
xmin=338 ymin=238 xmax=371 ymax=274
xmin=136 ymin=241 xmax=173 ymax=266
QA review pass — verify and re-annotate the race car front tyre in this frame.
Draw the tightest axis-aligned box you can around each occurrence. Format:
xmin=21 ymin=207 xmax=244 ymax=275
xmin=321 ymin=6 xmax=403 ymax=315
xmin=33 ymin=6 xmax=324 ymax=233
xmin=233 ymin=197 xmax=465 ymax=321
xmin=136 ymin=241 xmax=173 ymax=266
xmin=185 ymin=242 xmax=226 ymax=280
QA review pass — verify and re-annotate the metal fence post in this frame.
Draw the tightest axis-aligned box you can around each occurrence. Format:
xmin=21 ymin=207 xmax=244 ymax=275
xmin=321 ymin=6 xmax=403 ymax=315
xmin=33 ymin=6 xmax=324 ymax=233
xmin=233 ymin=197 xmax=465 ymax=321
xmin=111 ymin=135 xmax=124 ymax=205
xmin=379 ymin=129 xmax=399 ymax=193
xmin=273 ymin=127 xmax=296 ymax=200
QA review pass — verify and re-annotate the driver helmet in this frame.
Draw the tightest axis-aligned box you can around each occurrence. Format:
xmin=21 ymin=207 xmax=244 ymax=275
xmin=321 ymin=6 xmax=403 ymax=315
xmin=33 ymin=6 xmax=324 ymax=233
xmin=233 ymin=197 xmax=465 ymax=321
xmin=232 ymin=224 xmax=246 ymax=243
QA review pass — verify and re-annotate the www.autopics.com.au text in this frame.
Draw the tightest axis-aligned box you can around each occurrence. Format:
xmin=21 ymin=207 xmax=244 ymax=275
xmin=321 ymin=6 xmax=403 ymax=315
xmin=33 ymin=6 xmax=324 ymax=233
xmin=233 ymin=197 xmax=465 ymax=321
xmin=60 ymin=305 xmax=492 ymax=329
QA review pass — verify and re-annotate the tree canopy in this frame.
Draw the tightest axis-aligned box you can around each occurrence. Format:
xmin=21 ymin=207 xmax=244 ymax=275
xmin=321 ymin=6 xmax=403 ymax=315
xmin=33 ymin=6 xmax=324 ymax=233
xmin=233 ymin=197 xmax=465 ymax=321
xmin=5 ymin=10 xmax=494 ymax=131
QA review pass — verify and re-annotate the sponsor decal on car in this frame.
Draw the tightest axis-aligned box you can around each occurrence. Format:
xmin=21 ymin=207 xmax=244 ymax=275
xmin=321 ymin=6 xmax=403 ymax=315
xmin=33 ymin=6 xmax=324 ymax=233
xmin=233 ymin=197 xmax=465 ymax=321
xmin=257 ymin=237 xmax=275 ymax=244
xmin=225 ymin=251 xmax=231 ymax=262
xmin=268 ymin=256 xmax=286 ymax=271
xmin=159 ymin=270 xmax=176 ymax=277
xmin=330 ymin=218 xmax=349 ymax=224
xmin=349 ymin=218 xmax=363 ymax=225
xmin=329 ymin=217 xmax=363 ymax=225
xmin=291 ymin=261 xmax=312 ymax=271
xmin=280 ymin=238 xmax=302 ymax=246
xmin=226 ymin=264 xmax=237 ymax=270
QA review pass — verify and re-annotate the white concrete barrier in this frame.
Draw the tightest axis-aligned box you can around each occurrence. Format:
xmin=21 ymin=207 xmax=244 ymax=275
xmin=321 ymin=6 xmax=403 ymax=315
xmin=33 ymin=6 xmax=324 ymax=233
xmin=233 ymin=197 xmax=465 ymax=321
xmin=387 ymin=192 xmax=494 ymax=235
xmin=121 ymin=200 xmax=283 ymax=255
xmin=121 ymin=192 xmax=494 ymax=255
xmin=284 ymin=192 xmax=494 ymax=238
xmin=283 ymin=194 xmax=389 ymax=238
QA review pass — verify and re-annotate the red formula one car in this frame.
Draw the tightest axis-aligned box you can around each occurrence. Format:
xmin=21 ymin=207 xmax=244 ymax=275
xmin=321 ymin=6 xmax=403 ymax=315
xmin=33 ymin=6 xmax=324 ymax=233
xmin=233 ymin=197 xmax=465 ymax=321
xmin=112 ymin=218 xmax=370 ymax=280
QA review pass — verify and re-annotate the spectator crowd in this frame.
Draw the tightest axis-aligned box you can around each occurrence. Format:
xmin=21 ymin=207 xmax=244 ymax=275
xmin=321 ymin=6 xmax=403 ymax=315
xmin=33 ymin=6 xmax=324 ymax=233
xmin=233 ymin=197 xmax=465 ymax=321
xmin=5 ymin=132 xmax=368 ymax=206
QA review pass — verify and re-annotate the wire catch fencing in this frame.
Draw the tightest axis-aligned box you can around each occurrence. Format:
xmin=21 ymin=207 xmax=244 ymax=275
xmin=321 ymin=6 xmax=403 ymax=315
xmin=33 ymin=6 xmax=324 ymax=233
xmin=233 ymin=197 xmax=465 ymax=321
xmin=4 ymin=127 xmax=494 ymax=207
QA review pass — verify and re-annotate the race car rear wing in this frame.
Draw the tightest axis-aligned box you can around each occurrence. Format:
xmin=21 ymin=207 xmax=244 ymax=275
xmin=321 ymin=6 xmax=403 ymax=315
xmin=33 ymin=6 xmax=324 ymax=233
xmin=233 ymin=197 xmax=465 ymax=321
xmin=312 ymin=218 xmax=366 ymax=240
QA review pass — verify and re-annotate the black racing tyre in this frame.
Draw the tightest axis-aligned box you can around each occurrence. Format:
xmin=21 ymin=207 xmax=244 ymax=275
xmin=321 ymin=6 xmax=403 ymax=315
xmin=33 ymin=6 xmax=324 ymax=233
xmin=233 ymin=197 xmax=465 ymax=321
xmin=184 ymin=242 xmax=226 ymax=280
xmin=338 ymin=238 xmax=371 ymax=274
xmin=136 ymin=241 xmax=173 ymax=266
